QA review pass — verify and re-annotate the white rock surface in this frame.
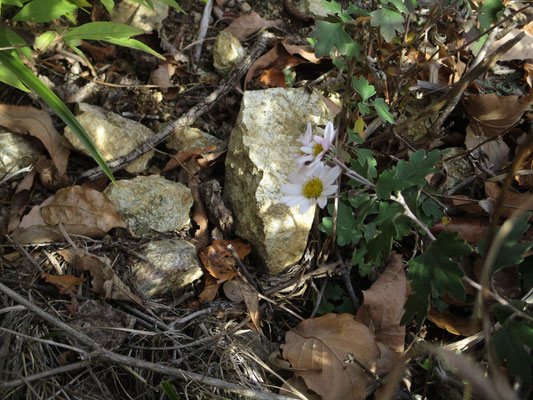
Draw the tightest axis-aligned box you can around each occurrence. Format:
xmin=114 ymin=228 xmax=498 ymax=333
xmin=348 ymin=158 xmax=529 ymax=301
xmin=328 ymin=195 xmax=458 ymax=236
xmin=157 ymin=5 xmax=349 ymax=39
xmin=213 ymin=31 xmax=246 ymax=74
xmin=112 ymin=0 xmax=169 ymax=32
xmin=104 ymin=175 xmax=193 ymax=237
xmin=224 ymin=87 xmax=333 ymax=275
xmin=166 ymin=127 xmax=226 ymax=153
xmin=0 ymin=131 xmax=41 ymax=176
xmin=132 ymin=239 xmax=203 ymax=297
xmin=63 ymin=103 xmax=154 ymax=174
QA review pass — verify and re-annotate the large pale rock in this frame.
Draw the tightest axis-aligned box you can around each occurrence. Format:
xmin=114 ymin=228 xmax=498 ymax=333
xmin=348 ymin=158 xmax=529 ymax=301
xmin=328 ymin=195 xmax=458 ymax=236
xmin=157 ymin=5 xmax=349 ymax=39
xmin=166 ymin=127 xmax=226 ymax=153
xmin=213 ymin=32 xmax=246 ymax=74
xmin=104 ymin=175 xmax=193 ymax=237
xmin=0 ymin=131 xmax=41 ymax=176
xmin=112 ymin=0 xmax=169 ymax=32
xmin=224 ymin=88 xmax=332 ymax=275
xmin=132 ymin=239 xmax=203 ymax=297
xmin=63 ymin=103 xmax=154 ymax=174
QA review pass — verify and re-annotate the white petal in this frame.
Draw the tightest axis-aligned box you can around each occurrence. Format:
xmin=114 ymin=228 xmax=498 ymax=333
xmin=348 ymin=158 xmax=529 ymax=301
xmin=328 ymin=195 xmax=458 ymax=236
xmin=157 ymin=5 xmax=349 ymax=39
xmin=283 ymin=196 xmax=304 ymax=207
xmin=317 ymin=197 xmax=328 ymax=208
xmin=299 ymin=200 xmax=314 ymax=214
xmin=282 ymin=184 xmax=303 ymax=195
xmin=322 ymin=184 xmax=338 ymax=196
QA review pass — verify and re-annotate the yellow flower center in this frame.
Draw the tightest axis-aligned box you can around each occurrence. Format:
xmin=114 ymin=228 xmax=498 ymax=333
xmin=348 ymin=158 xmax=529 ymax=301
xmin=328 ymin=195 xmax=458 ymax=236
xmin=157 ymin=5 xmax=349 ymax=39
xmin=302 ymin=178 xmax=323 ymax=199
xmin=313 ymin=143 xmax=323 ymax=157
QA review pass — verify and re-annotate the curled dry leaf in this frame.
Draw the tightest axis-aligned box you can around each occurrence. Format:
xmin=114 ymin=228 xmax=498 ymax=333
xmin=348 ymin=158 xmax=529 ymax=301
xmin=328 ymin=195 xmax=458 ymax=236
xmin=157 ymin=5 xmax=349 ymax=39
xmin=258 ymin=68 xmax=287 ymax=88
xmin=281 ymin=313 xmax=379 ymax=400
xmin=427 ymin=307 xmax=482 ymax=336
xmin=150 ymin=62 xmax=176 ymax=92
xmin=0 ymin=104 xmax=70 ymax=178
xmin=223 ymin=11 xmax=281 ymax=41
xmin=356 ymin=252 xmax=406 ymax=364
xmin=484 ymin=181 xmax=533 ymax=221
xmin=431 ymin=217 xmax=489 ymax=245
xmin=199 ymin=239 xmax=251 ymax=283
xmin=224 ymin=277 xmax=260 ymax=331
xmin=59 ymin=248 xmax=143 ymax=306
xmin=41 ymin=185 xmax=127 ymax=232
xmin=41 ymin=272 xmax=85 ymax=295
xmin=198 ymin=275 xmax=220 ymax=303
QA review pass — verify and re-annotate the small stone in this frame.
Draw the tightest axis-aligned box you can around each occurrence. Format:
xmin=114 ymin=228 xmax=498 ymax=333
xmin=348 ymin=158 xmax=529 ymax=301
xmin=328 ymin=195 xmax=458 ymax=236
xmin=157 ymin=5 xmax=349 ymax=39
xmin=224 ymin=87 xmax=332 ymax=275
xmin=440 ymin=147 xmax=473 ymax=193
xmin=0 ymin=131 xmax=41 ymax=176
xmin=240 ymin=2 xmax=251 ymax=13
xmin=166 ymin=127 xmax=226 ymax=152
xmin=112 ymin=0 xmax=169 ymax=32
xmin=213 ymin=32 xmax=246 ymax=75
xmin=63 ymin=103 xmax=154 ymax=174
xmin=132 ymin=239 xmax=203 ymax=297
xmin=104 ymin=175 xmax=193 ymax=237
xmin=296 ymin=0 xmax=329 ymax=19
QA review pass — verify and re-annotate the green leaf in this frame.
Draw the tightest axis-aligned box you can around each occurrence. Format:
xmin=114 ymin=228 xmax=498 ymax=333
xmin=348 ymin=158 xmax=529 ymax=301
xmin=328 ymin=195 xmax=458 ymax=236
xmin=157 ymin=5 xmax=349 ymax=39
xmin=478 ymin=213 xmax=533 ymax=273
xmin=344 ymin=41 xmax=362 ymax=60
xmin=358 ymin=101 xmax=372 ymax=115
xmin=352 ymin=148 xmax=377 ymax=180
xmin=0 ymin=50 xmax=115 ymax=183
xmin=370 ymin=7 xmax=405 ymax=42
xmin=309 ymin=21 xmax=352 ymax=57
xmin=519 ymin=256 xmax=533 ymax=288
xmin=13 ymin=0 xmax=79 ymax=22
xmin=376 ymin=169 xmax=408 ymax=199
xmin=352 ymin=76 xmax=376 ymax=101
xmin=100 ymin=0 xmax=114 ymax=14
xmin=156 ymin=0 xmax=186 ymax=13
xmin=492 ymin=320 xmax=533 ymax=382
xmin=2 ymin=0 xmax=24 ymax=6
xmin=63 ymin=22 xmax=145 ymax=43
xmin=0 ymin=63 xmax=29 ymax=91
xmin=388 ymin=0 xmax=409 ymax=13
xmin=396 ymin=149 xmax=441 ymax=186
xmin=0 ymin=24 xmax=32 ymax=59
xmin=63 ymin=22 xmax=165 ymax=60
xmin=402 ymin=231 xmax=472 ymax=328
xmin=34 ymin=31 xmax=57 ymax=52
xmin=371 ymin=98 xmax=395 ymax=123
xmin=105 ymin=37 xmax=165 ymax=59
xmin=322 ymin=0 xmax=342 ymax=16
xmin=161 ymin=380 xmax=180 ymax=400
xmin=478 ymin=0 xmax=504 ymax=31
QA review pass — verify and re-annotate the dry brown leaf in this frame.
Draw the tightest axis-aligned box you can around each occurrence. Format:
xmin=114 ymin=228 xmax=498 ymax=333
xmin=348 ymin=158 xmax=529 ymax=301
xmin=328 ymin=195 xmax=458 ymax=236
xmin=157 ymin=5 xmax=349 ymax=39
xmin=245 ymin=42 xmax=317 ymax=88
xmin=237 ymin=278 xmax=260 ymax=331
xmin=198 ymin=275 xmax=220 ymax=303
xmin=281 ymin=313 xmax=379 ymax=400
xmin=41 ymin=272 xmax=85 ymax=295
xmin=190 ymin=184 xmax=209 ymax=250
xmin=431 ymin=217 xmax=490 ymax=245
xmin=199 ymin=239 xmax=251 ymax=283
xmin=427 ymin=307 xmax=482 ymax=336
xmin=150 ymin=62 xmax=176 ymax=92
xmin=465 ymin=92 xmax=533 ymax=138
xmin=280 ymin=376 xmax=321 ymax=400
xmin=223 ymin=11 xmax=281 ymax=41
xmin=487 ymin=28 xmax=533 ymax=61
xmin=525 ymin=63 xmax=533 ymax=88
xmin=484 ymin=181 xmax=533 ymax=221
xmin=0 ymin=104 xmax=70 ymax=177
xmin=59 ymin=248 xmax=143 ymax=306
xmin=356 ymin=252 xmax=406 ymax=354
xmin=258 ymin=68 xmax=287 ymax=88
xmin=161 ymin=145 xmax=217 ymax=173
xmin=40 ymin=185 xmax=127 ymax=232
xmin=223 ymin=279 xmax=244 ymax=302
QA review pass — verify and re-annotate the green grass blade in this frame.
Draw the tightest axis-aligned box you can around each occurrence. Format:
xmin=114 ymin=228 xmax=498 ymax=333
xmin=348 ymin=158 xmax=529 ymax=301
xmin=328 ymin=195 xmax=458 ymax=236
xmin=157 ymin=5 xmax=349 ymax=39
xmin=0 ymin=50 xmax=116 ymax=182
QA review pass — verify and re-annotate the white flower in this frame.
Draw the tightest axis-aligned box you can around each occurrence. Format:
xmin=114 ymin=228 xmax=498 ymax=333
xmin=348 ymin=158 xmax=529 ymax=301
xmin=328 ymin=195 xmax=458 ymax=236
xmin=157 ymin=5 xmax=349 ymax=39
xmin=281 ymin=163 xmax=341 ymax=214
xmin=296 ymin=121 xmax=336 ymax=167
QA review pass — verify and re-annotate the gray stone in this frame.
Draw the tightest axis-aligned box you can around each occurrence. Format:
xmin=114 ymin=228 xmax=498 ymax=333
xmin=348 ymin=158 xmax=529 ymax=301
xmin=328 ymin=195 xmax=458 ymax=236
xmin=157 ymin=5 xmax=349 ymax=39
xmin=166 ymin=127 xmax=226 ymax=153
xmin=296 ymin=0 xmax=329 ymax=19
xmin=104 ymin=175 xmax=193 ymax=237
xmin=63 ymin=103 xmax=154 ymax=174
xmin=213 ymin=32 xmax=246 ymax=75
xmin=112 ymin=0 xmax=169 ymax=32
xmin=0 ymin=131 xmax=41 ymax=176
xmin=441 ymin=147 xmax=473 ymax=193
xmin=224 ymin=87 xmax=333 ymax=275
xmin=132 ymin=239 xmax=203 ymax=297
